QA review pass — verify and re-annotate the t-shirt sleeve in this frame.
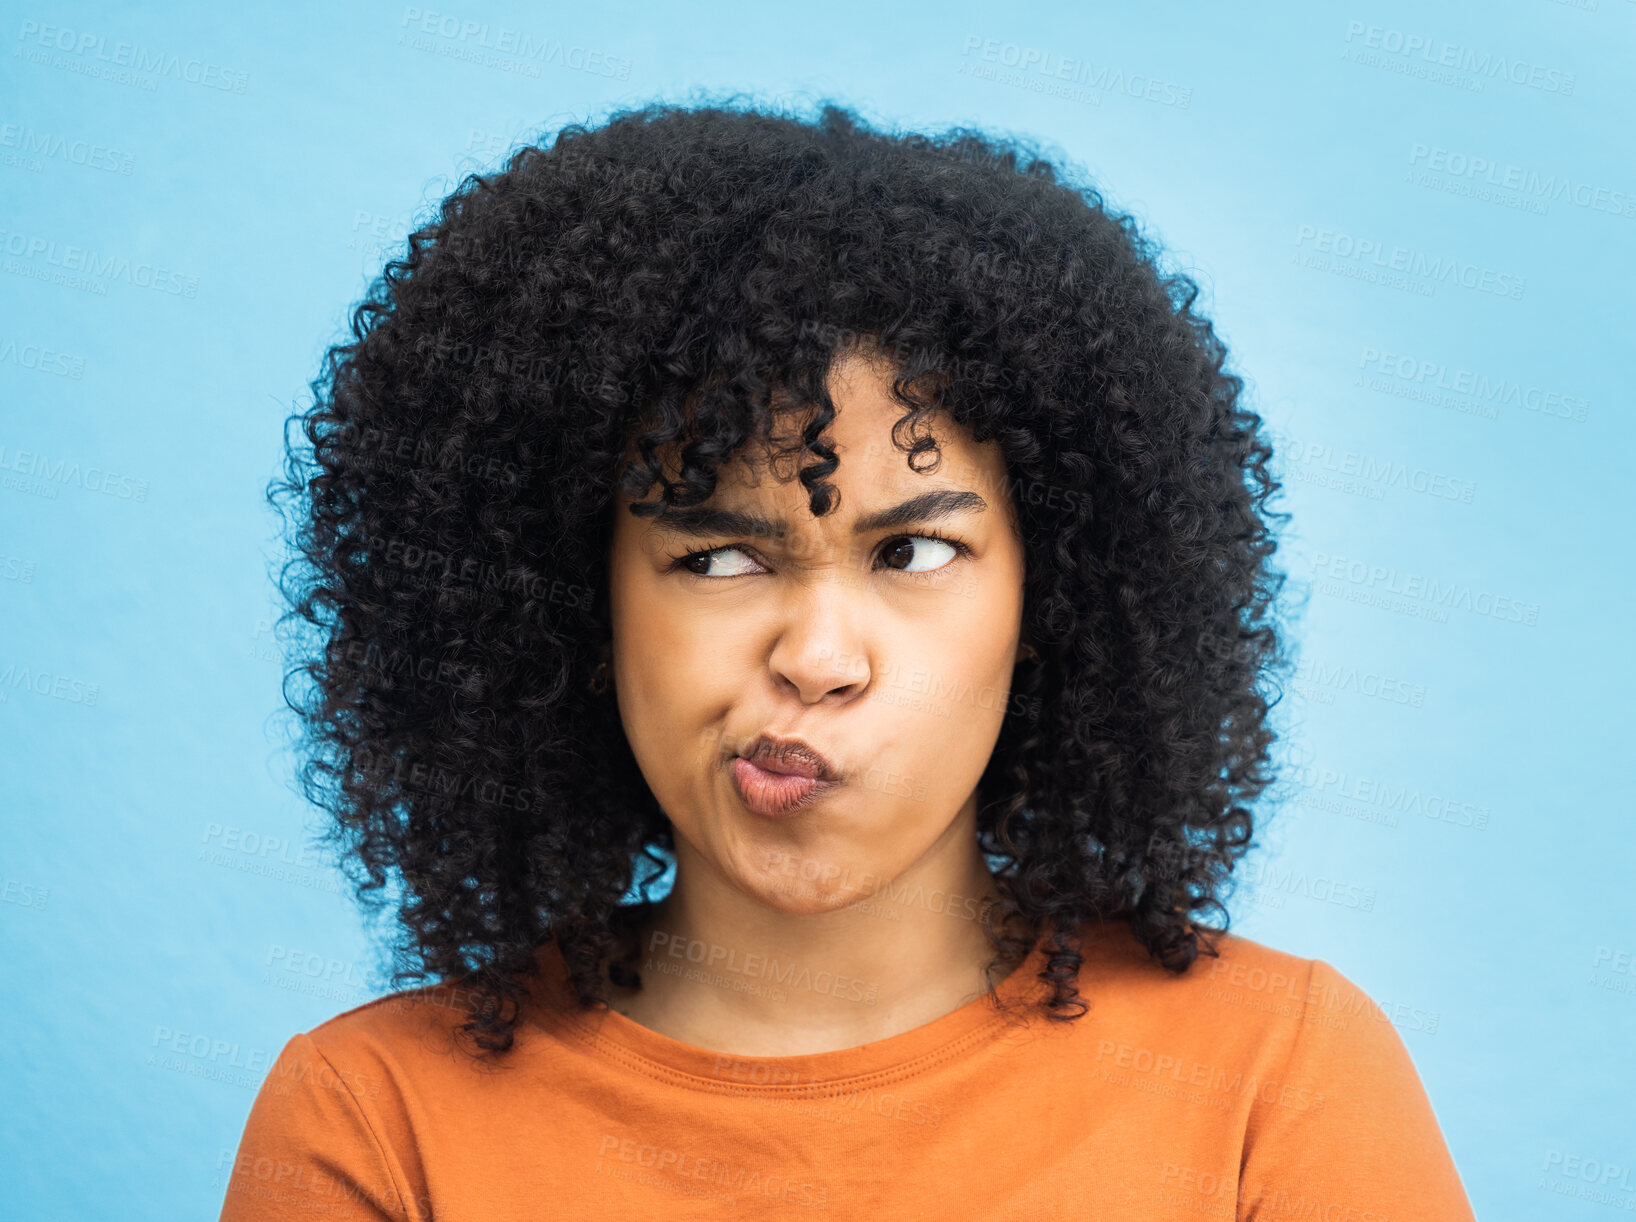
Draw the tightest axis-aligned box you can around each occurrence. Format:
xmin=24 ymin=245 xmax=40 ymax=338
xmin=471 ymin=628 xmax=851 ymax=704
xmin=1237 ymin=959 xmax=1476 ymax=1222
xmin=218 ymin=1031 xmax=412 ymax=1222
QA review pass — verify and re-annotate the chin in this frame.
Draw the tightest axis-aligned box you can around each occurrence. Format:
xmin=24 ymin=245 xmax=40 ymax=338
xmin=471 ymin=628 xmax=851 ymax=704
xmin=753 ymin=871 xmax=864 ymax=915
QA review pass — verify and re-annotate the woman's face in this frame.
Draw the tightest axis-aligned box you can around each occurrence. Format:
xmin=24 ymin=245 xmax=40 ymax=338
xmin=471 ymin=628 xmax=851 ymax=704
xmin=606 ymin=352 xmax=1028 ymax=914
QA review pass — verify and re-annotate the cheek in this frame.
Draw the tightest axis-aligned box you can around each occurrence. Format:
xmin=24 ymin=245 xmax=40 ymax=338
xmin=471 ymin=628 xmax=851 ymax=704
xmin=614 ymin=680 xmax=711 ymax=834
xmin=857 ymin=694 xmax=981 ymax=808
xmin=619 ymin=611 xmax=740 ymax=719
xmin=612 ymin=604 xmax=741 ymax=805
xmin=893 ymin=702 xmax=1003 ymax=808
xmin=878 ymin=613 xmax=1018 ymax=797
xmin=617 ymin=646 xmax=709 ymax=763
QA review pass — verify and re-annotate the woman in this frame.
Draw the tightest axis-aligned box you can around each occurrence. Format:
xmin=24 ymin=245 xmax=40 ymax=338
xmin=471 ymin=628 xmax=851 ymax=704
xmin=224 ymin=101 xmax=1475 ymax=1219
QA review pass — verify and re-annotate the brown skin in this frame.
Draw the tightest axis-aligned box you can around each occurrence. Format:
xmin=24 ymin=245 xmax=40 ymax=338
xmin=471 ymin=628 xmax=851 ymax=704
xmin=601 ymin=350 xmax=1033 ymax=1056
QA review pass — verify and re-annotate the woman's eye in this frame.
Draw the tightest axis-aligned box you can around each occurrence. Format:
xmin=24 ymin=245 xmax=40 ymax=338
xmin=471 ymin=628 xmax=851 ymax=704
xmin=680 ymin=546 xmax=762 ymax=578
xmin=673 ymin=534 xmax=968 ymax=579
xmin=879 ymin=535 xmax=961 ymax=574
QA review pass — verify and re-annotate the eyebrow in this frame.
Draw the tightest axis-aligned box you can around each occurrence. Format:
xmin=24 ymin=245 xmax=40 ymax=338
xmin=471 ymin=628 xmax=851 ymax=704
xmin=649 ymin=488 xmax=989 ymax=541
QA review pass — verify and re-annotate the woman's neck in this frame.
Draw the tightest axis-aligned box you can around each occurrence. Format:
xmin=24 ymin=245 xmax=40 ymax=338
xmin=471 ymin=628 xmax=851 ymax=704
xmin=598 ymin=864 xmax=1033 ymax=1057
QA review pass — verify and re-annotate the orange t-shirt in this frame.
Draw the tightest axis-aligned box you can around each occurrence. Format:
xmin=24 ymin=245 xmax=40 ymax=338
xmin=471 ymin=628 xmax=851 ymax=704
xmin=218 ymin=918 xmax=1475 ymax=1220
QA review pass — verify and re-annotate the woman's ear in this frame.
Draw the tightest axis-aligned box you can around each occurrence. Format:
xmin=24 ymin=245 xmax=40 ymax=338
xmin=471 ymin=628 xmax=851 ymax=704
xmin=588 ymin=638 xmax=615 ymax=695
xmin=1015 ymin=639 xmax=1040 ymax=665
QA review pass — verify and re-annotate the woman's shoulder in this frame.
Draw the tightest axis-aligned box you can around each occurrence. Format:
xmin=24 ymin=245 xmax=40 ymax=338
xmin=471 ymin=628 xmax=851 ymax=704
xmin=1058 ymin=919 xmax=1471 ymax=1216
xmin=1062 ymin=917 xmax=1403 ymax=1058
xmin=1070 ymin=915 xmax=1372 ymax=1000
xmin=229 ymin=967 xmax=570 ymax=1221
xmin=279 ymin=945 xmax=572 ymax=1084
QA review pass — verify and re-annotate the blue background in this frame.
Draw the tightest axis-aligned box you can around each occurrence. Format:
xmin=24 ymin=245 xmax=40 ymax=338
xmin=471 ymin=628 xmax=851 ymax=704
xmin=2 ymin=2 xmax=1632 ymax=1218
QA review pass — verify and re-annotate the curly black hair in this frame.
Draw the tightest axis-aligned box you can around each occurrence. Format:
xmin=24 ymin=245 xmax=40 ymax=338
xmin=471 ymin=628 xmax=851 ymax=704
xmin=267 ymin=96 xmax=1292 ymax=1060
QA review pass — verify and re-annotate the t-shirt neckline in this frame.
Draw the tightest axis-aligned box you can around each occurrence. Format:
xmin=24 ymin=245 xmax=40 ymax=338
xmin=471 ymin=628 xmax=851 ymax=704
xmin=539 ymin=931 xmax=1055 ymax=1095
